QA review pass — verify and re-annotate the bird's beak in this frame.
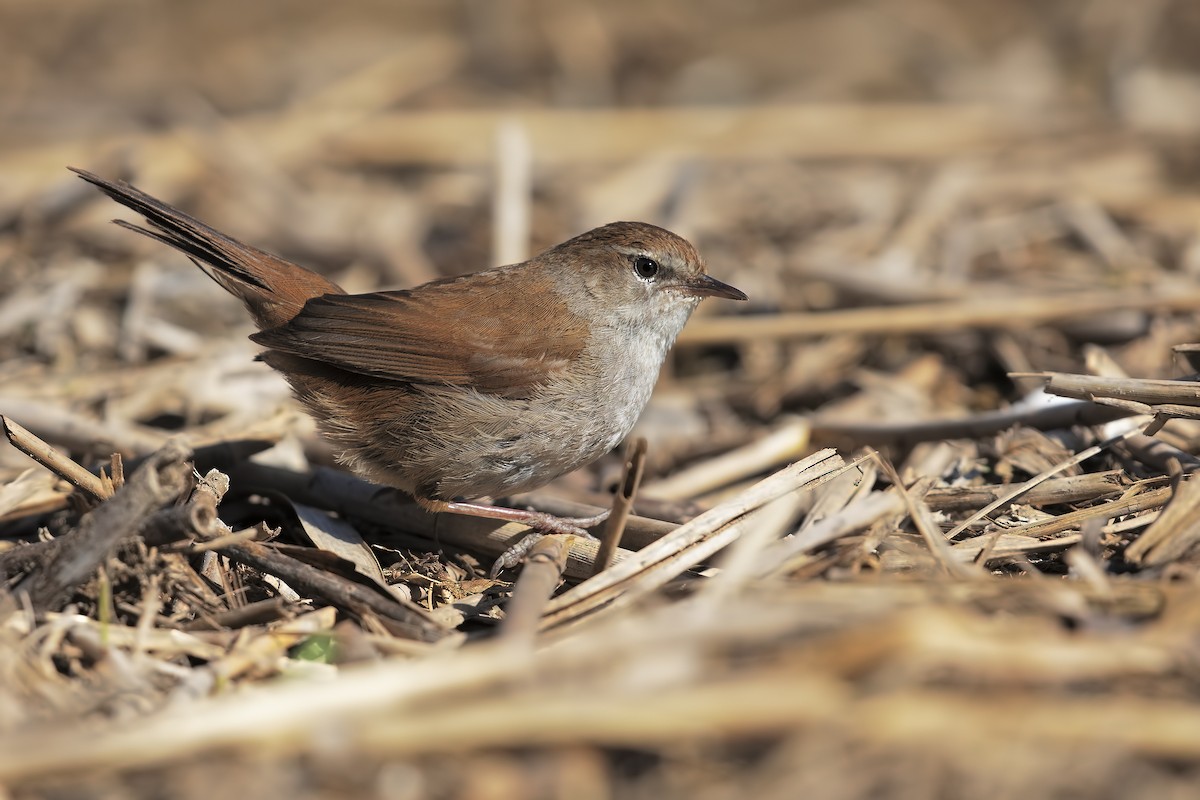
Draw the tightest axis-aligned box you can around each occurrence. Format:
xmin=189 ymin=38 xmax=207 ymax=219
xmin=683 ymin=274 xmax=748 ymax=301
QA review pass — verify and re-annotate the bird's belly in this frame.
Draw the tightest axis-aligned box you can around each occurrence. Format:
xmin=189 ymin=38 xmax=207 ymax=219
xmin=349 ymin=384 xmax=639 ymax=501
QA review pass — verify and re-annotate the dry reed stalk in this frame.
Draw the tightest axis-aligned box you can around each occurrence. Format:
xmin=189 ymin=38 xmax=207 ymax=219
xmin=760 ymin=490 xmax=907 ymax=576
xmin=944 ymin=427 xmax=1148 ymax=540
xmin=641 ymin=417 xmax=811 ymax=500
xmin=1042 ymin=372 xmax=1200 ymax=406
xmin=540 ymin=450 xmax=845 ymax=628
xmin=594 ymin=437 xmax=647 ymax=575
xmin=498 ymin=535 xmax=572 ymax=645
xmin=1 ymin=415 xmax=112 ymax=501
xmin=924 ymin=471 xmax=1127 ymax=512
xmin=1123 ymin=475 xmax=1200 ymax=566
xmin=492 ymin=118 xmax=533 ymax=267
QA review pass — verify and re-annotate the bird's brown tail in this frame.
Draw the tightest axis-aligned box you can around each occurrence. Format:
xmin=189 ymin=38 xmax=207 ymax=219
xmin=70 ymin=168 xmax=344 ymax=330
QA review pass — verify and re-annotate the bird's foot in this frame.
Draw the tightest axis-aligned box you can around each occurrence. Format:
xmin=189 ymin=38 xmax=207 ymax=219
xmin=415 ymin=497 xmax=609 ymax=577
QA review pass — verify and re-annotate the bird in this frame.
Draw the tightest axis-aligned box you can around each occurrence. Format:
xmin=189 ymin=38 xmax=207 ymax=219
xmin=71 ymin=167 xmax=746 ymax=568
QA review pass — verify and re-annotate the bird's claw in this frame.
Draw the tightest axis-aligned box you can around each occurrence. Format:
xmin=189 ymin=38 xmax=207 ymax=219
xmin=488 ymin=515 xmax=604 ymax=578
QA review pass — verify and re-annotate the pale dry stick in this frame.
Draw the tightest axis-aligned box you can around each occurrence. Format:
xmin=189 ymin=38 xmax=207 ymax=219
xmin=792 ymin=456 xmax=875 ymax=538
xmin=943 ymin=425 xmax=1148 ymax=541
xmin=594 ymin=437 xmax=647 ymax=576
xmin=107 ymin=452 xmax=124 ymax=490
xmin=549 ymin=449 xmax=841 ymax=608
xmin=46 ymin=628 xmax=1200 ymax=766
xmin=1083 ymin=342 xmax=1131 ymax=380
xmin=132 ymin=574 xmax=162 ymax=661
xmin=900 ymin=439 xmax=962 ymax=489
xmin=1041 ymin=372 xmax=1200 ymax=406
xmin=642 ymin=417 xmax=811 ymax=500
xmin=953 ymin=533 xmax=1084 ymax=565
xmin=1 ymin=415 xmax=111 ymax=501
xmin=797 ymin=261 xmax=972 ymax=305
xmin=679 ymin=284 xmax=1200 ymax=345
xmin=878 ymin=450 xmax=979 ymax=575
xmin=1121 ymin=429 xmax=1200 ymax=472
xmin=925 ymin=470 xmax=1127 ymax=513
xmin=546 ymin=491 xmax=845 ymax=633
xmin=539 ymin=450 xmax=847 ymax=628
xmin=118 ymin=260 xmax=158 ymax=364
xmin=981 ymin=485 xmax=1171 ymax=541
xmin=363 ymin=606 xmax=1183 ymax=755
xmin=498 ymin=535 xmax=573 ymax=646
xmin=853 ymin=502 xmax=912 ymax=574
xmin=1124 ymin=475 xmax=1200 ymax=566
xmin=21 ymin=605 xmax=1197 ymax=771
xmin=1106 ymin=511 xmax=1160 ymax=537
xmin=492 ymin=118 xmax=532 ymax=267
xmin=971 ymin=527 xmax=1004 ymax=568
xmin=876 ymin=455 xmax=976 ymax=579
xmin=757 ymin=490 xmax=907 ymax=578
xmin=904 ymin=479 xmax=978 ymax=579
xmin=695 ymin=490 xmax=811 ymax=604
xmin=1065 ymin=519 xmax=1114 ymax=596
xmin=42 ymin=612 xmax=227 ymax=661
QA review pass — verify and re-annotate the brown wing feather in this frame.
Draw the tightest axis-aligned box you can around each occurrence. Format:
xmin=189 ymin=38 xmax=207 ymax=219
xmin=250 ymin=270 xmax=587 ymax=398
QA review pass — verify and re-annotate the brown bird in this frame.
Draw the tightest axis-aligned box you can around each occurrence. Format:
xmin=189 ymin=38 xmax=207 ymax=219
xmin=72 ymin=168 xmax=746 ymax=565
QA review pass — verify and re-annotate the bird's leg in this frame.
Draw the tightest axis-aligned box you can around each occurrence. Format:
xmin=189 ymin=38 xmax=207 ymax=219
xmin=416 ymin=496 xmax=609 ymax=535
xmin=415 ymin=497 xmax=610 ymax=576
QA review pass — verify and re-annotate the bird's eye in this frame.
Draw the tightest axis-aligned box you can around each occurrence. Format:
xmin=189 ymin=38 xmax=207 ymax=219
xmin=633 ymin=256 xmax=660 ymax=280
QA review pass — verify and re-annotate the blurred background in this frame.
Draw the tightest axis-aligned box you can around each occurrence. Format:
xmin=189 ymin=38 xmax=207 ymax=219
xmin=7 ymin=1 xmax=1200 ymax=798
xmin=7 ymin=0 xmax=1200 ymax=464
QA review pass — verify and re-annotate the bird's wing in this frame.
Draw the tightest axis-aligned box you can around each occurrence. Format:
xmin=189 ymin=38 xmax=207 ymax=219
xmin=250 ymin=272 xmax=587 ymax=398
